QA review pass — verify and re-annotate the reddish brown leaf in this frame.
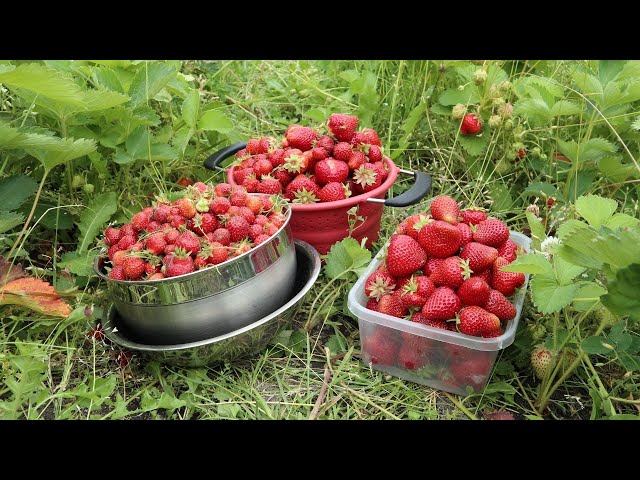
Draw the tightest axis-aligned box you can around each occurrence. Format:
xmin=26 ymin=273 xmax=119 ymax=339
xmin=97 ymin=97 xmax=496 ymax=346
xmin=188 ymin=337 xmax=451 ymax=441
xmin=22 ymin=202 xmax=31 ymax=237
xmin=0 ymin=256 xmax=26 ymax=286
xmin=0 ymin=277 xmax=72 ymax=318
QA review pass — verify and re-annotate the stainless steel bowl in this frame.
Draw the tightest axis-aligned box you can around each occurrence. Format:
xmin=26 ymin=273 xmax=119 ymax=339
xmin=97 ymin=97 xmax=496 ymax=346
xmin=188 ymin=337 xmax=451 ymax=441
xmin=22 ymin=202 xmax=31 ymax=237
xmin=94 ymin=201 xmax=297 ymax=345
xmin=102 ymin=240 xmax=321 ymax=367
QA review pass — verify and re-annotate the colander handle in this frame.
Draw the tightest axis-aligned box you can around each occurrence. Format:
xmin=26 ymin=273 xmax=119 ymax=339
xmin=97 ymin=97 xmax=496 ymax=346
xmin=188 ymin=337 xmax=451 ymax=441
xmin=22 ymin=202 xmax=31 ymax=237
xmin=203 ymin=142 xmax=248 ymax=171
xmin=367 ymin=169 xmax=432 ymax=207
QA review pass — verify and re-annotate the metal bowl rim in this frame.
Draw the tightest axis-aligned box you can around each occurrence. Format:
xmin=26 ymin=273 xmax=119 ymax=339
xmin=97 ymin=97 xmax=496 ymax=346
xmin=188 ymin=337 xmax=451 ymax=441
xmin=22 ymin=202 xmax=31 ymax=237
xmin=102 ymin=240 xmax=321 ymax=352
xmin=93 ymin=198 xmax=292 ymax=286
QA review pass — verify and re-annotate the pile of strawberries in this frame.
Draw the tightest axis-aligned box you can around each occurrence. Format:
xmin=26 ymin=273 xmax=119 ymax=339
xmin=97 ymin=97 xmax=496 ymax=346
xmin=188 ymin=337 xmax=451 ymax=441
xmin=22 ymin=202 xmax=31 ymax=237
xmin=101 ymin=182 xmax=287 ymax=281
xmin=364 ymin=195 xmax=526 ymax=338
xmin=230 ymin=113 xmax=389 ymax=203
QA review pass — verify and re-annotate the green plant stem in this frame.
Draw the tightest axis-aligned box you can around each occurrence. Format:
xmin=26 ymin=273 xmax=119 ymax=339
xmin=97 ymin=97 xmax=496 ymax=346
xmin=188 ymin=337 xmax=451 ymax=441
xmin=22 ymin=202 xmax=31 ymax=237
xmin=582 ymin=353 xmax=617 ymax=415
xmin=610 ymin=396 xmax=640 ymax=405
xmin=443 ymin=392 xmax=478 ymax=420
xmin=304 ymin=273 xmax=348 ymax=331
xmin=6 ymin=169 xmax=48 ymax=264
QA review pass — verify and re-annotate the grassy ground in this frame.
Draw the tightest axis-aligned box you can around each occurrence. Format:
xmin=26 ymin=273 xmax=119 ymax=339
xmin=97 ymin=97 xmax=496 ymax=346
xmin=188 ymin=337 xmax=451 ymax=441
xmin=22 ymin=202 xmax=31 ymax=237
xmin=1 ymin=60 xmax=639 ymax=419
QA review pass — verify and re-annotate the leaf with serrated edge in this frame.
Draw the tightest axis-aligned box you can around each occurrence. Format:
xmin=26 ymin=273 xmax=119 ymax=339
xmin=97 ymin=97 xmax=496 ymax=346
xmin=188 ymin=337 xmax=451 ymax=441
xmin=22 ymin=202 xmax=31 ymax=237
xmin=77 ymin=192 xmax=117 ymax=253
xmin=601 ymin=264 xmax=640 ymax=316
xmin=324 ymin=237 xmax=371 ymax=280
xmin=501 ymin=253 xmax=552 ymax=275
xmin=531 ymin=273 xmax=580 ymax=314
xmin=572 ymin=282 xmax=607 ymax=312
xmin=575 ymin=194 xmax=618 ymax=228
xmin=525 ymin=211 xmax=546 ymax=251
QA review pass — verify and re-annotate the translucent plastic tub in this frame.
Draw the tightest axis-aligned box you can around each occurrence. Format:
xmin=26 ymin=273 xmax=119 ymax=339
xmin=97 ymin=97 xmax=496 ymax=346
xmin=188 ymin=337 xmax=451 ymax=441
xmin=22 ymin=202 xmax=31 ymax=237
xmin=347 ymin=231 xmax=531 ymax=395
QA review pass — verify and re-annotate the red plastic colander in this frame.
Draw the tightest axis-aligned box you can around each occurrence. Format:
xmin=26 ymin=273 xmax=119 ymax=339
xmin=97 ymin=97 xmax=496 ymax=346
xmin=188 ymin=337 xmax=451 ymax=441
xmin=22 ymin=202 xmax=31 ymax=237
xmin=204 ymin=143 xmax=431 ymax=255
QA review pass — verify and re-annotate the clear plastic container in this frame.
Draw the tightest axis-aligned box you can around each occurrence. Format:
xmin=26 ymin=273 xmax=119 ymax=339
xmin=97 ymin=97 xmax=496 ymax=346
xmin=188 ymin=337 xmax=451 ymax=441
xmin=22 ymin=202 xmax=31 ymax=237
xmin=347 ymin=232 xmax=531 ymax=395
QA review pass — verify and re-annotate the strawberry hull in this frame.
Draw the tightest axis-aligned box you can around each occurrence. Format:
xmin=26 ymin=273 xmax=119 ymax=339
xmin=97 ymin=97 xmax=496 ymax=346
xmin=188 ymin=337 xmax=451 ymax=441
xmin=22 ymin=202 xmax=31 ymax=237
xmin=348 ymin=231 xmax=531 ymax=396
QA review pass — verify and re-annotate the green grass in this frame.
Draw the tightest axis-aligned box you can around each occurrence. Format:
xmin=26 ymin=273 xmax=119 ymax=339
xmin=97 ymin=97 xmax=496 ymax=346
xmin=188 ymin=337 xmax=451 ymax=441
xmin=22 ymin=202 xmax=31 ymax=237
xmin=1 ymin=60 xmax=639 ymax=420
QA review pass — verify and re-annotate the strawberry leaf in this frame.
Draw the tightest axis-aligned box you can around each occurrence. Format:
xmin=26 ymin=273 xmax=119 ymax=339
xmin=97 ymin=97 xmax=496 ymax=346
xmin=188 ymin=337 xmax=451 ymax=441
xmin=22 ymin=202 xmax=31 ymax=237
xmin=324 ymin=237 xmax=371 ymax=280
xmin=572 ymin=282 xmax=607 ymax=312
xmin=575 ymin=194 xmax=618 ymax=228
xmin=530 ymin=273 xmax=581 ymax=314
xmin=77 ymin=192 xmax=118 ymax=254
xmin=525 ymin=211 xmax=546 ymax=251
xmin=500 ymin=253 xmax=552 ymax=275
xmin=601 ymin=263 xmax=640 ymax=318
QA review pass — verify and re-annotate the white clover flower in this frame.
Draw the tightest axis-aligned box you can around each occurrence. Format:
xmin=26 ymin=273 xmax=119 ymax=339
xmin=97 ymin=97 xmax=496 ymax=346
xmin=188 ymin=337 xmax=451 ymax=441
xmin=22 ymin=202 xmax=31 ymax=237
xmin=540 ymin=236 xmax=561 ymax=259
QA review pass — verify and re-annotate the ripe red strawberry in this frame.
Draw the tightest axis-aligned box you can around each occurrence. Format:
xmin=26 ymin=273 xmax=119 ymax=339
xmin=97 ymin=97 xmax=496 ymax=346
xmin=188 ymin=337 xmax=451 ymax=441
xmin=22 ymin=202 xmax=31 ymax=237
xmin=412 ymin=311 xmax=450 ymax=330
xmin=351 ymin=131 xmax=372 ymax=147
xmin=268 ymin=148 xmax=287 ymax=168
xmin=177 ymin=177 xmax=193 ymax=187
xmin=317 ymin=182 xmax=349 ymax=202
xmin=229 ymin=187 xmax=248 ymax=207
xmin=237 ymin=206 xmax=255 ymax=224
xmin=332 ymin=142 xmax=353 ymax=162
xmin=175 ymin=230 xmax=201 ymax=255
xmin=148 ymin=272 xmax=165 ymax=280
xmin=164 ymin=244 xmax=176 ymax=255
xmin=152 ymin=203 xmax=172 ymax=223
xmin=164 ymin=228 xmax=180 ymax=245
xmin=458 ymin=306 xmax=502 ymax=338
xmin=117 ymin=234 xmax=137 ymax=251
xmin=146 ymin=221 xmax=161 ymax=232
xmin=457 ymin=222 xmax=473 ymax=246
xmin=369 ymin=161 xmax=388 ymax=182
xmin=395 ymin=214 xmax=430 ymax=240
xmin=397 ymin=344 xmax=429 ymax=370
xmin=367 ymin=144 xmax=383 ymax=162
xmin=247 ymin=223 xmax=264 ymax=241
xmin=362 ymin=330 xmax=397 ymax=366
xmin=460 ymin=113 xmax=482 ymax=135
xmin=547 ymin=197 xmax=555 ymax=206
xmin=415 ymin=276 xmax=435 ymax=298
xmin=417 ymin=220 xmax=462 ymax=258
xmin=473 ymin=268 xmax=492 ymax=285
xmin=268 ymin=211 xmax=287 ymax=228
xmin=145 ymin=259 xmax=160 ymax=275
xmin=316 ymin=135 xmax=335 ymax=153
xmin=192 ymin=182 xmax=209 ymax=195
xmin=362 ymin=128 xmax=382 ymax=146
xmin=209 ymin=197 xmax=230 ymax=215
xmin=107 ymin=244 xmax=119 ymax=261
xmin=123 ymin=255 xmax=145 ymax=280
xmin=328 ymin=113 xmax=359 ymax=142
xmin=164 ymin=249 xmax=195 ymax=277
xmin=377 ymin=293 xmax=408 ymax=318
xmin=272 ymin=170 xmax=293 ymax=187
xmin=365 ymin=270 xmax=396 ymax=300
xmin=484 ymin=289 xmax=516 ymax=322
xmin=254 ymin=234 xmax=270 ymax=245
xmin=399 ymin=276 xmax=434 ymax=309
xmin=492 ymin=257 xmax=526 ymax=296
xmin=312 ymin=147 xmax=328 ymax=161
xmin=108 ymin=265 xmax=126 ymax=280
xmin=431 ymin=256 xmax=471 ymax=288
xmin=112 ymin=250 xmax=127 ymax=266
xmin=450 ymin=355 xmax=492 ymax=390
xmin=253 ymin=158 xmax=273 ymax=177
xmin=209 ymin=228 xmax=231 ymax=246
xmin=314 ymin=159 xmax=349 ymax=185
xmin=366 ymin=298 xmax=379 ymax=312
xmin=460 ymin=242 xmax=499 ymax=272
xmin=130 ymin=242 xmax=144 ymax=252
xmin=497 ymin=239 xmax=518 ymax=262
xmin=208 ymin=242 xmax=228 ymax=265
xmin=430 ymin=195 xmax=459 ymax=224
xmin=424 ymin=257 xmax=444 ymax=276
xmin=104 ymin=226 xmax=121 ymax=246
xmin=120 ymin=224 xmax=136 ymax=238
xmin=385 ymin=234 xmax=427 ymax=277
xmin=246 ymin=138 xmax=261 ymax=155
xmin=460 ymin=208 xmax=487 ymax=225
xmin=353 ymin=163 xmax=383 ymax=193
xmin=473 ymin=218 xmax=509 ymax=247
xmin=227 ymin=216 xmax=250 ymax=242
xmin=286 ymin=126 xmax=317 ymax=151
xmin=176 ymin=197 xmax=196 ymax=219
xmin=145 ymin=233 xmax=166 ymax=255
xmin=194 ymin=254 xmax=209 ymax=269
xmin=131 ymin=208 xmax=152 ymax=231
xmin=242 ymin=175 xmax=259 ymax=193
xmin=421 ymin=287 xmax=461 ymax=321
xmin=457 ymin=277 xmax=490 ymax=306
xmin=285 ymin=175 xmax=319 ymax=203
xmin=258 ymin=137 xmax=273 ymax=154
xmin=245 ymin=195 xmax=264 ymax=215
xmin=347 ymin=150 xmax=367 ymax=171
xmin=214 ymin=183 xmax=233 ymax=197
xmin=254 ymin=214 xmax=269 ymax=226
xmin=261 ymin=196 xmax=274 ymax=211
xmin=281 ymin=149 xmax=310 ymax=174
xmin=235 ymin=148 xmax=249 ymax=161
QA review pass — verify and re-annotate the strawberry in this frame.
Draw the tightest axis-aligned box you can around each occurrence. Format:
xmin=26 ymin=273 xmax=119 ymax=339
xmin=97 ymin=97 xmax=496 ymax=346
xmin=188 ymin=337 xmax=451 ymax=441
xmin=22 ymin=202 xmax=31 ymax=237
xmin=328 ymin=113 xmax=359 ymax=142
xmin=531 ymin=345 xmax=554 ymax=379
xmin=316 ymin=135 xmax=335 ymax=153
xmin=229 ymin=187 xmax=248 ymax=207
xmin=254 ymin=214 xmax=269 ymax=226
xmin=457 ymin=277 xmax=490 ymax=306
xmin=227 ymin=216 xmax=250 ymax=242
xmin=281 ymin=149 xmax=308 ymax=174
xmin=460 ymin=208 xmax=487 ymax=225
xmin=272 ymin=170 xmax=293 ymax=187
xmin=457 ymin=222 xmax=473 ymax=246
xmin=396 ymin=214 xmax=430 ymax=240
xmin=492 ymin=257 xmax=525 ymax=296
xmin=385 ymin=234 xmax=427 ymax=277
xmin=108 ymin=265 xmax=126 ymax=280
xmin=189 ymin=213 xmax=218 ymax=236
xmin=431 ymin=256 xmax=471 ymax=288
xmin=242 ymin=175 xmax=259 ymax=193
xmin=367 ymin=144 xmax=383 ymax=162
xmin=377 ymin=294 xmax=407 ymax=318
xmin=130 ymin=242 xmax=144 ymax=252
xmin=152 ymin=204 xmax=172 ymax=223
xmin=209 ymin=228 xmax=231 ymax=246
xmin=177 ymin=177 xmax=193 ymax=187
xmin=208 ymin=197 xmax=230 ymax=215
xmin=473 ymin=218 xmax=509 ymax=247
xmin=253 ymin=158 xmax=273 ymax=177
xmin=424 ymin=257 xmax=444 ymax=276
xmin=417 ymin=220 xmax=462 ymax=258
xmin=112 ymin=250 xmax=127 ymax=266
xmin=254 ymin=234 xmax=270 ymax=245
xmin=460 ymin=113 xmax=482 ymax=135
xmin=214 ymin=183 xmax=233 ymax=197
xmin=247 ymin=223 xmax=264 ymax=241
xmin=365 ymin=270 xmax=397 ymax=300
xmin=107 ymin=244 xmax=119 ymax=261
xmin=430 ymin=195 xmax=459 ymax=224
xmin=369 ymin=162 xmax=388 ymax=182
xmin=421 ymin=287 xmax=461 ymax=321
xmin=192 ymin=182 xmax=209 ymax=195
xmin=352 ymin=163 xmax=383 ymax=193
xmin=145 ymin=260 xmax=160 ymax=275
xmin=268 ymin=211 xmax=287 ymax=228
xmin=314 ymin=159 xmax=349 ymax=185
xmin=497 ymin=239 xmax=518 ymax=262
xmin=237 ymin=206 xmax=256 ymax=225
xmin=146 ymin=221 xmax=161 ymax=232
xmin=366 ymin=298 xmax=379 ymax=312
xmin=399 ymin=276 xmax=434 ymax=309
xmin=176 ymin=197 xmax=197 ymax=219
xmin=145 ymin=233 xmax=166 ymax=255
xmin=332 ymin=142 xmax=353 ymax=162
xmin=547 ymin=197 xmax=555 ymax=206
xmin=268 ymin=148 xmax=287 ymax=168
xmin=148 ymin=272 xmax=165 ymax=280
xmin=473 ymin=268 xmax=492 ymax=285
xmin=175 ymin=230 xmax=201 ymax=255
xmin=131 ymin=208 xmax=153 ymax=231
xmin=245 ymin=195 xmax=265 ymax=215
xmin=258 ymin=137 xmax=273 ymax=154
xmin=208 ymin=242 xmax=228 ymax=265
xmin=361 ymin=128 xmax=382 ymax=146
xmin=261 ymin=196 xmax=274 ymax=211
xmin=194 ymin=254 xmax=209 ymax=269
xmin=164 ymin=248 xmax=195 ymax=277
xmin=362 ymin=329 xmax=397 ymax=366
xmin=117 ymin=234 xmax=137 ymax=251
xmin=450 ymin=356 xmax=492 ymax=390
xmin=246 ymin=138 xmax=261 ymax=155
xmin=351 ymin=131 xmax=373 ymax=147
xmin=120 ymin=224 xmax=136 ymax=238
xmin=286 ymin=126 xmax=317 ymax=151
xmin=164 ymin=244 xmax=176 ymax=255
xmin=164 ymin=228 xmax=180 ymax=245
xmin=104 ymin=226 xmax=121 ymax=246
xmin=397 ymin=344 xmax=428 ymax=370
xmin=460 ymin=242 xmax=499 ymax=272
xmin=317 ymin=182 xmax=349 ymax=202
xmin=235 ymin=148 xmax=249 ymax=161
xmin=285 ymin=175 xmax=319 ymax=203
xmin=312 ymin=147 xmax=328 ymax=161
xmin=484 ymin=289 xmax=516 ymax=322
xmin=123 ymin=255 xmax=145 ymax=280
xmin=458 ymin=306 xmax=502 ymax=338
xmin=411 ymin=312 xmax=450 ymax=330
xmin=347 ymin=150 xmax=367 ymax=171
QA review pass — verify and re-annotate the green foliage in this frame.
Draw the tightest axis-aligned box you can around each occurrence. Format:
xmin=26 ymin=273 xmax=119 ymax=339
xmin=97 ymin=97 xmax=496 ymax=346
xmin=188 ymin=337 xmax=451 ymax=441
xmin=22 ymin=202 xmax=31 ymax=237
xmin=324 ymin=237 xmax=372 ymax=281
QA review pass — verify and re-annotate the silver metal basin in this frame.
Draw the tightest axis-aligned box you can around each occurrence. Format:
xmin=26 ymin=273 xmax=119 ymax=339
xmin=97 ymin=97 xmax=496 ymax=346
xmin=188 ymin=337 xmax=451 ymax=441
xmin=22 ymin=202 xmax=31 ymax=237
xmin=94 ymin=202 xmax=297 ymax=344
xmin=102 ymin=240 xmax=321 ymax=367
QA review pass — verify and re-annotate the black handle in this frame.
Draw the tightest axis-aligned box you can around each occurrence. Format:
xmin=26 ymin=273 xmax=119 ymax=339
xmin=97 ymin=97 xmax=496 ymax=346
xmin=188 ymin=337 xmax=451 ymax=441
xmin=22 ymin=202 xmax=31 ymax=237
xmin=383 ymin=171 xmax=432 ymax=207
xmin=203 ymin=142 xmax=248 ymax=171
